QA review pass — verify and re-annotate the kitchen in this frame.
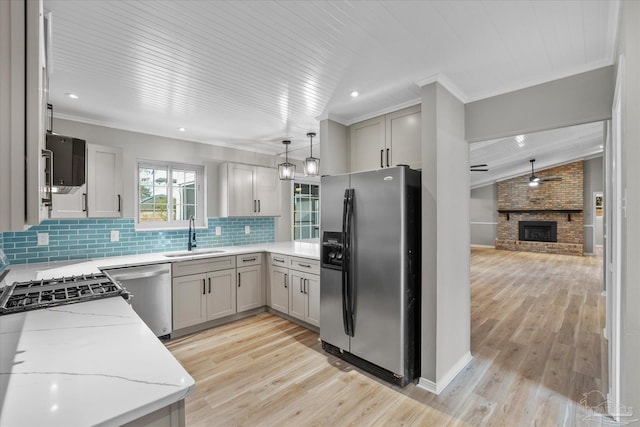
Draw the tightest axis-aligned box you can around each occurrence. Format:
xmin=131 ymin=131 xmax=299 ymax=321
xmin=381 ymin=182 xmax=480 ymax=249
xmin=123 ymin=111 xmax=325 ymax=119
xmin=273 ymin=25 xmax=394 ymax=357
xmin=2 ymin=1 xmax=640 ymax=426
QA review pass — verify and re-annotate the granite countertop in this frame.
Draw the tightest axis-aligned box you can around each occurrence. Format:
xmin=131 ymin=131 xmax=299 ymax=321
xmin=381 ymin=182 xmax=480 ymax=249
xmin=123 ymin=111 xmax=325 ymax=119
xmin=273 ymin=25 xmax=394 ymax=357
xmin=1 ymin=240 xmax=320 ymax=285
xmin=0 ymin=297 xmax=195 ymax=427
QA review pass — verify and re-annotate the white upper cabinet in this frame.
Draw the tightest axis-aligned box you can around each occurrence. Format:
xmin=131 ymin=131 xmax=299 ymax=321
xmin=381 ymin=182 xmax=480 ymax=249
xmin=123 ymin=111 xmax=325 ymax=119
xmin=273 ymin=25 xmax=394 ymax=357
xmin=0 ymin=0 xmax=48 ymax=231
xmin=349 ymin=105 xmax=421 ymax=173
xmin=385 ymin=105 xmax=422 ymax=170
xmin=50 ymin=143 xmax=122 ymax=218
xmin=349 ymin=115 xmax=386 ymax=173
xmin=218 ymin=163 xmax=281 ymax=217
xmin=87 ymin=144 xmax=122 ymax=217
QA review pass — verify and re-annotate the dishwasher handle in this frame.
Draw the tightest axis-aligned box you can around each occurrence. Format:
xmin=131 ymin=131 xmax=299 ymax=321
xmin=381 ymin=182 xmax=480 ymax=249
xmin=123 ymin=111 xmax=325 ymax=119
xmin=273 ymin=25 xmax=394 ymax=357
xmin=105 ymin=265 xmax=170 ymax=281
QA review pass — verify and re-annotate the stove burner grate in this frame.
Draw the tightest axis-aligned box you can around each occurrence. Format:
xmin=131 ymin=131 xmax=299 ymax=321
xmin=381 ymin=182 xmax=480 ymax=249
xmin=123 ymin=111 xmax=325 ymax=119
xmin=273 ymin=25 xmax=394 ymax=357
xmin=0 ymin=273 xmax=128 ymax=315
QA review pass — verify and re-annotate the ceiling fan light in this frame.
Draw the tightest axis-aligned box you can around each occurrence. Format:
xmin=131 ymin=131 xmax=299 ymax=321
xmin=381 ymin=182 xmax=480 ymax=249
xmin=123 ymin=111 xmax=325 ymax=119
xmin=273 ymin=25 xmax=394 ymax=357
xmin=529 ymin=181 xmax=539 ymax=187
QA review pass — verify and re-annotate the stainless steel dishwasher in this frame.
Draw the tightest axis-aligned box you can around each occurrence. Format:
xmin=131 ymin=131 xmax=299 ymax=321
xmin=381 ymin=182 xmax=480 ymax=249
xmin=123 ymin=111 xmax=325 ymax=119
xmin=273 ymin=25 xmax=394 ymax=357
xmin=104 ymin=263 xmax=172 ymax=339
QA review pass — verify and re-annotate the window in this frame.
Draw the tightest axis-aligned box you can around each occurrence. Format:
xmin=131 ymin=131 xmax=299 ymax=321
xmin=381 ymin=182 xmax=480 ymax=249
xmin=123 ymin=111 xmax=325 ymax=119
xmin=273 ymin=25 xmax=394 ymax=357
xmin=293 ymin=182 xmax=319 ymax=240
xmin=137 ymin=161 xmax=205 ymax=229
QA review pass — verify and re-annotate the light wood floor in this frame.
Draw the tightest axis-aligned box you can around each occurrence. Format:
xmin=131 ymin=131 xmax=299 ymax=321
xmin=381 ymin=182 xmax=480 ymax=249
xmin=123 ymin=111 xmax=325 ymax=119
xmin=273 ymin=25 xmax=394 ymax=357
xmin=166 ymin=248 xmax=607 ymax=426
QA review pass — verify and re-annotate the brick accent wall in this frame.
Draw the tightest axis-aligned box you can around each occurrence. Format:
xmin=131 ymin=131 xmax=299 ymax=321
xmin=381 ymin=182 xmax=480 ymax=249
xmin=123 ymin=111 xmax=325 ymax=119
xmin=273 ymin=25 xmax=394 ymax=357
xmin=496 ymin=161 xmax=584 ymax=256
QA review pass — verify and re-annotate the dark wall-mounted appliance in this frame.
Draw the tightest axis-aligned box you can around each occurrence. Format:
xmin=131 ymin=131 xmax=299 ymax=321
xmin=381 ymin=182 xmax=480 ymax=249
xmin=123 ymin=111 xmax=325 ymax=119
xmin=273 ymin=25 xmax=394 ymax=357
xmin=45 ymin=133 xmax=86 ymax=194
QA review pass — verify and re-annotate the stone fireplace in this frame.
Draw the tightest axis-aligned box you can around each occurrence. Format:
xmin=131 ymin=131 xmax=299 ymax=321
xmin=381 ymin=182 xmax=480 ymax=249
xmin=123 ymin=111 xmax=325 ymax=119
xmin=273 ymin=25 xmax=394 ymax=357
xmin=495 ymin=161 xmax=584 ymax=256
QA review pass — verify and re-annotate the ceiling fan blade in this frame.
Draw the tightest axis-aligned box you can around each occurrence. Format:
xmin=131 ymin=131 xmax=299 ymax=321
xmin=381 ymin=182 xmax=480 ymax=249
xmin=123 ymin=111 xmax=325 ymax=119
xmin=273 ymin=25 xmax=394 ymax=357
xmin=541 ymin=177 xmax=562 ymax=182
xmin=470 ymin=164 xmax=488 ymax=168
xmin=471 ymin=168 xmax=489 ymax=172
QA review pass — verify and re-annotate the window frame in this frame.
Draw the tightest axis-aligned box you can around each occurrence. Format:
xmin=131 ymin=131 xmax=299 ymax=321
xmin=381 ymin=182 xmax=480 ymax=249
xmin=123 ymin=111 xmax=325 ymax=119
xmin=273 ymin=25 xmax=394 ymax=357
xmin=291 ymin=176 xmax=320 ymax=241
xmin=135 ymin=160 xmax=206 ymax=230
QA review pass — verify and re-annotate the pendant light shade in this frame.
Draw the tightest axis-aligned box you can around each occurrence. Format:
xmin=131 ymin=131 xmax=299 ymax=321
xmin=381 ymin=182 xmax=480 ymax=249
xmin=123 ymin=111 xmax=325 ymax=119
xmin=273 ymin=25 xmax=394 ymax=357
xmin=303 ymin=132 xmax=320 ymax=176
xmin=278 ymin=140 xmax=296 ymax=180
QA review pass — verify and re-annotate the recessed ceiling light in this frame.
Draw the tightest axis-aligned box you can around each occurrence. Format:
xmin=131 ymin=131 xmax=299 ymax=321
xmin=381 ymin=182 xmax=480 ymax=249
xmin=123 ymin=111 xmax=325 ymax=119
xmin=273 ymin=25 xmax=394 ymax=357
xmin=65 ymin=93 xmax=79 ymax=99
xmin=350 ymin=91 xmax=359 ymax=97
xmin=178 ymin=127 xmax=186 ymax=132
xmin=599 ymin=145 xmax=604 ymax=149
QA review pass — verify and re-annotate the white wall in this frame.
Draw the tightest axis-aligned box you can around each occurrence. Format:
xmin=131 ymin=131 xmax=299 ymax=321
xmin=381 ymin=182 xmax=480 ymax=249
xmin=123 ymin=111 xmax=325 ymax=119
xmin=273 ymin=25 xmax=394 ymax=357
xmin=420 ymin=82 xmax=471 ymax=390
xmin=583 ymin=156 xmax=604 ymax=254
xmin=54 ymin=118 xmax=296 ymax=241
xmin=617 ymin=0 xmax=640 ymax=418
xmin=465 ymin=66 xmax=615 ymax=142
xmin=470 ymin=184 xmax=498 ymax=247
xmin=319 ymin=119 xmax=348 ymax=176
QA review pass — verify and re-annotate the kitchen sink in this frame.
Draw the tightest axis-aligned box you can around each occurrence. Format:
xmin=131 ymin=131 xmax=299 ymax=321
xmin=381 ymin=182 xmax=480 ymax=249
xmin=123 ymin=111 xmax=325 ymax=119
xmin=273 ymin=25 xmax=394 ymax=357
xmin=163 ymin=248 xmax=225 ymax=258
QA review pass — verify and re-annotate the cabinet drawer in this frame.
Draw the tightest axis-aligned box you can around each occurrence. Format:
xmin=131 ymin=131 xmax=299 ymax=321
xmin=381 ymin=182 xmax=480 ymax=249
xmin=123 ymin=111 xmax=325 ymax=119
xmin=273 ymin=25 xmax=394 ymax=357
xmin=270 ymin=253 xmax=289 ymax=267
xmin=236 ymin=252 xmax=262 ymax=267
xmin=289 ymin=256 xmax=320 ymax=274
xmin=173 ymin=256 xmax=236 ymax=277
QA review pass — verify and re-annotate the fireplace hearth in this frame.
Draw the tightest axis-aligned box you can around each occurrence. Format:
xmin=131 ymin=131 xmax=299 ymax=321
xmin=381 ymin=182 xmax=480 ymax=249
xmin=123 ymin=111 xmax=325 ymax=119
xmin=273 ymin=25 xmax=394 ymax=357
xmin=519 ymin=221 xmax=557 ymax=242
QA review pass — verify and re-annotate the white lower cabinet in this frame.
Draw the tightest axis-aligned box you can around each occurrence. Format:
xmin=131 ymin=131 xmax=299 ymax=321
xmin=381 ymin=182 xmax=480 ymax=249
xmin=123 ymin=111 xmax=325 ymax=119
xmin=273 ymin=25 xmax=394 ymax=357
xmin=270 ymin=265 xmax=289 ymax=314
xmin=288 ymin=270 xmax=320 ymax=327
xmin=172 ymin=269 xmax=237 ymax=330
xmin=172 ymin=256 xmax=237 ymax=330
xmin=236 ymin=253 xmax=263 ymax=313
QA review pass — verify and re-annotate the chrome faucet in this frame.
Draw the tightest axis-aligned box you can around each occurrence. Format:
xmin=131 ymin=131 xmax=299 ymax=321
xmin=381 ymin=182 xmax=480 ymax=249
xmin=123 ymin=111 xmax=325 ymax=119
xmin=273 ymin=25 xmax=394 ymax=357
xmin=188 ymin=215 xmax=197 ymax=251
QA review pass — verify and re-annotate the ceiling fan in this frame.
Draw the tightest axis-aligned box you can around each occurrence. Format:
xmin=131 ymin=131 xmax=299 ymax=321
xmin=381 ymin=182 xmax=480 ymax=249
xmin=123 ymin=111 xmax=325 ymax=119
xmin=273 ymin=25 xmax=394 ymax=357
xmin=470 ymin=164 xmax=488 ymax=172
xmin=524 ymin=159 xmax=562 ymax=187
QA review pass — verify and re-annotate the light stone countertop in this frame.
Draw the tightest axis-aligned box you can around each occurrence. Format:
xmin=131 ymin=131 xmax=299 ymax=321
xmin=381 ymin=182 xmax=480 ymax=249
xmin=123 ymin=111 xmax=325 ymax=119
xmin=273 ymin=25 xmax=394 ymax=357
xmin=0 ymin=240 xmax=319 ymax=426
xmin=0 ymin=297 xmax=195 ymax=427
xmin=1 ymin=240 xmax=320 ymax=286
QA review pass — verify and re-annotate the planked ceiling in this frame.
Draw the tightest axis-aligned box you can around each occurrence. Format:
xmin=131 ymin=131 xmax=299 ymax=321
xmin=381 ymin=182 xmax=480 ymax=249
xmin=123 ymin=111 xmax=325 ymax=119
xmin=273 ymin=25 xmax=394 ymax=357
xmin=45 ymin=0 xmax=619 ymax=161
xmin=469 ymin=121 xmax=604 ymax=189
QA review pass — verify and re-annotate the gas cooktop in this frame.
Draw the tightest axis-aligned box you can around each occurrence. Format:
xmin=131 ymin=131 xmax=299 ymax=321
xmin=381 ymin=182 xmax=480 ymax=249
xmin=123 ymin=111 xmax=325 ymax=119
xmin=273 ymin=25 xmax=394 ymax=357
xmin=0 ymin=273 xmax=129 ymax=315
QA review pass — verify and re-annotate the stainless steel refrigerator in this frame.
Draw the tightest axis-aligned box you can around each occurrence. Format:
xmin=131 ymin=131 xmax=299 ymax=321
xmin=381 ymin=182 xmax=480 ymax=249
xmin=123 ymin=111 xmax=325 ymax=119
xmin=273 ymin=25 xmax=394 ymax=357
xmin=320 ymin=166 xmax=421 ymax=387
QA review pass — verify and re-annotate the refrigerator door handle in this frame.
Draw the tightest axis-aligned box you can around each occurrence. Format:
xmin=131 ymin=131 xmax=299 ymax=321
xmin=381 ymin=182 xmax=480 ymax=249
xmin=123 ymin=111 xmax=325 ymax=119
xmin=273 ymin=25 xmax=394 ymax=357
xmin=341 ymin=189 xmax=351 ymax=336
xmin=342 ymin=188 xmax=355 ymax=337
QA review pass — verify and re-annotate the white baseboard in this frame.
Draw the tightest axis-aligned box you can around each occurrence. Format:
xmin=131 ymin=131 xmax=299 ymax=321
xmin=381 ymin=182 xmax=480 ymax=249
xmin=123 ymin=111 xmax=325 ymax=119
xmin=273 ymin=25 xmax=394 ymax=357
xmin=417 ymin=351 xmax=473 ymax=395
xmin=471 ymin=244 xmax=495 ymax=249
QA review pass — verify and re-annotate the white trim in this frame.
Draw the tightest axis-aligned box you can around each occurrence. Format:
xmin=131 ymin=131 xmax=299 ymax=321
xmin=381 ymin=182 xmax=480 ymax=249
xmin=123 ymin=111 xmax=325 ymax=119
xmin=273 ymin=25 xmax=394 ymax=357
xmin=417 ymin=352 xmax=473 ymax=395
xmin=341 ymin=99 xmax=422 ymax=127
xmin=470 ymin=221 xmax=498 ymax=226
xmin=415 ymin=73 xmax=468 ymax=104
xmin=471 ymin=244 xmax=495 ymax=249
xmin=584 ymin=224 xmax=595 ymax=228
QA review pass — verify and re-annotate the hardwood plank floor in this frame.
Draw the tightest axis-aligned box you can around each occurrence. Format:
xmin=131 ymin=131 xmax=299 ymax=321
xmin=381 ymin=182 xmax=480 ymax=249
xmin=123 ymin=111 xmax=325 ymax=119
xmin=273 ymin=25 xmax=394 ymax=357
xmin=166 ymin=248 xmax=607 ymax=426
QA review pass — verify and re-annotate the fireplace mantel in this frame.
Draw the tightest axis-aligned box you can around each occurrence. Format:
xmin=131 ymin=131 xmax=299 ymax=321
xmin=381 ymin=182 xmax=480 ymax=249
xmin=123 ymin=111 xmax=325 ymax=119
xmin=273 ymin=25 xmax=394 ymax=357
xmin=497 ymin=209 xmax=583 ymax=221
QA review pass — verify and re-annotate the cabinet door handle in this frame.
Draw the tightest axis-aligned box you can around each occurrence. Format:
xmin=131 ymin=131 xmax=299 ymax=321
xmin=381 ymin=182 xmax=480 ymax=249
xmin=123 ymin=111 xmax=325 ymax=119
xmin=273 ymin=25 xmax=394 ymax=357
xmin=300 ymin=277 xmax=303 ymax=293
xmin=274 ymin=257 xmax=284 ymax=263
xmin=284 ymin=273 xmax=288 ymax=288
xmin=238 ymin=272 xmax=241 ymax=287
xmin=380 ymin=149 xmax=384 ymax=168
xmin=82 ymin=193 xmax=88 ymax=214
xmin=117 ymin=194 xmax=121 ymax=212
xmin=298 ymin=263 xmax=311 ymax=268
xmin=386 ymin=148 xmax=390 ymax=167
xmin=305 ymin=278 xmax=309 ymax=294
xmin=243 ymin=257 xmax=256 ymax=262
xmin=253 ymin=200 xmax=257 ymax=213
xmin=41 ymin=149 xmax=53 ymax=209
xmin=208 ymin=277 xmax=211 ymax=293
xmin=202 ymin=278 xmax=206 ymax=295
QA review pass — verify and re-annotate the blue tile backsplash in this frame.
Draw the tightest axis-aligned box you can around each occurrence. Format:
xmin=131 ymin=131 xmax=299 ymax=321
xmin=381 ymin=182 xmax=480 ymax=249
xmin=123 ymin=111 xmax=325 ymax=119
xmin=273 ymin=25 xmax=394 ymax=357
xmin=0 ymin=217 xmax=275 ymax=266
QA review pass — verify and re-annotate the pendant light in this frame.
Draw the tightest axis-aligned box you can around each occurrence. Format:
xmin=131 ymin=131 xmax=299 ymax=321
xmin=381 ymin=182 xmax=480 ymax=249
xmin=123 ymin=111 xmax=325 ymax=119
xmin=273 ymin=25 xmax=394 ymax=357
xmin=278 ymin=140 xmax=296 ymax=180
xmin=303 ymin=132 xmax=320 ymax=176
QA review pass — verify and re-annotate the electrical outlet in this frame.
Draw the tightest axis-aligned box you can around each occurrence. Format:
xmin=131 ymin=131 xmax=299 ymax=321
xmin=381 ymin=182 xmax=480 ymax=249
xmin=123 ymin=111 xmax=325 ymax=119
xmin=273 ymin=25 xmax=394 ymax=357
xmin=110 ymin=230 xmax=120 ymax=242
xmin=215 ymin=226 xmax=221 ymax=236
xmin=244 ymin=225 xmax=250 ymax=234
xmin=37 ymin=232 xmax=49 ymax=246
